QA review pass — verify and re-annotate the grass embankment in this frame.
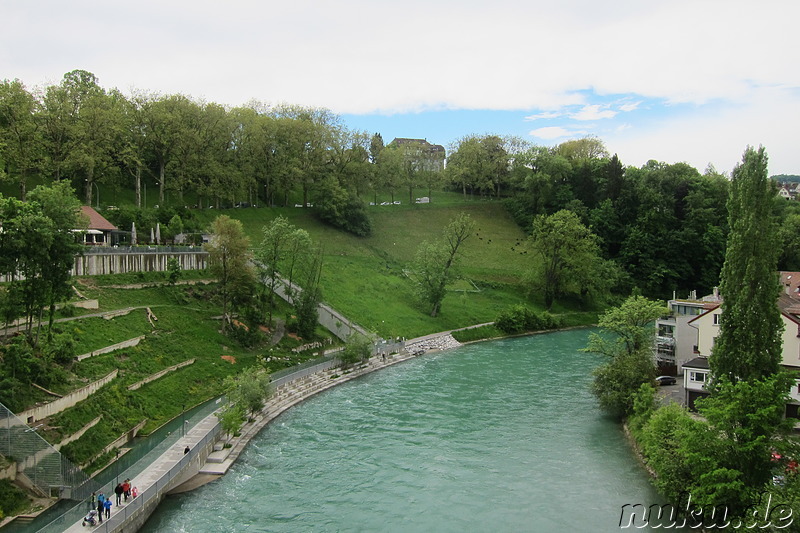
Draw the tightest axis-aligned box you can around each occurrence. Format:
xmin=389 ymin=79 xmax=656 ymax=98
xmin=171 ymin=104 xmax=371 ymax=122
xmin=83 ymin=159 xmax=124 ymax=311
xmin=192 ymin=195 xmax=598 ymax=338
xmin=6 ymin=194 xmax=599 ymax=488
xmin=27 ymin=278 xmax=334 ymax=472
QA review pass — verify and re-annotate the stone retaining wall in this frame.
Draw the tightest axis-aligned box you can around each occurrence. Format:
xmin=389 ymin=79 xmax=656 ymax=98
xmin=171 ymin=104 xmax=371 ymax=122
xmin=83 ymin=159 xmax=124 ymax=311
xmin=128 ymin=359 xmax=195 ymax=391
xmin=72 ymin=250 xmax=208 ymax=276
xmin=55 ymin=415 xmax=102 ymax=451
xmin=76 ymin=335 xmax=145 ymax=362
xmin=16 ymin=370 xmax=118 ymax=424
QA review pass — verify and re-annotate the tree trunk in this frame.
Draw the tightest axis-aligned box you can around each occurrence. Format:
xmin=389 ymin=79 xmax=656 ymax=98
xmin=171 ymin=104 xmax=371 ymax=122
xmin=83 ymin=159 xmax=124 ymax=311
xmin=159 ymin=163 xmax=166 ymax=206
xmin=135 ymin=167 xmax=142 ymax=208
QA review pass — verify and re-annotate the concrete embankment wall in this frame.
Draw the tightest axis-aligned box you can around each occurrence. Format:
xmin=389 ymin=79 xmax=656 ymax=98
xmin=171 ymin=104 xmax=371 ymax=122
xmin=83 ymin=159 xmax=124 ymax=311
xmin=102 ymin=425 xmax=219 ymax=533
xmin=77 ymin=335 xmax=145 ymax=361
xmin=17 ymin=370 xmax=118 ymax=424
xmin=73 ymin=250 xmax=208 ymax=276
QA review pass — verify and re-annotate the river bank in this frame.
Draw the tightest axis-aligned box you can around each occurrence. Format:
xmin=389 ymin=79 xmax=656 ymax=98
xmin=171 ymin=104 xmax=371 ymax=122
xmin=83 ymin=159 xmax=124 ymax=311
xmin=172 ymin=332 xmax=464 ymax=492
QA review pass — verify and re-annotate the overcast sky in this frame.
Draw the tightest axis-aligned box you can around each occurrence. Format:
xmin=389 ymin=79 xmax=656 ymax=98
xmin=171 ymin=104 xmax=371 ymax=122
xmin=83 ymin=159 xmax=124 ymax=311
xmin=3 ymin=0 xmax=799 ymax=175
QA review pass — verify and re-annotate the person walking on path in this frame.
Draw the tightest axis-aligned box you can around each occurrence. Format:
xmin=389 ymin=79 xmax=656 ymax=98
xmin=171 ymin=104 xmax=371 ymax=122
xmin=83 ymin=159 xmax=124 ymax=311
xmin=103 ymin=497 xmax=112 ymax=520
xmin=87 ymin=491 xmax=96 ymax=512
xmin=122 ymin=479 xmax=131 ymax=502
xmin=97 ymin=499 xmax=104 ymax=523
xmin=114 ymin=483 xmax=123 ymax=505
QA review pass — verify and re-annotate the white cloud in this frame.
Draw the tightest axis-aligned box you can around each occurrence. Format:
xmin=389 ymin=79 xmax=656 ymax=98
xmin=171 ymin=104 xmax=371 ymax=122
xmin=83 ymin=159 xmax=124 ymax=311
xmin=570 ymin=105 xmax=617 ymax=121
xmin=524 ymin=111 xmax=563 ymax=121
xmin=618 ymin=101 xmax=641 ymax=113
xmin=3 ymin=0 xmax=799 ymax=171
xmin=529 ymin=126 xmax=588 ymax=140
xmin=604 ymin=86 xmax=799 ymax=175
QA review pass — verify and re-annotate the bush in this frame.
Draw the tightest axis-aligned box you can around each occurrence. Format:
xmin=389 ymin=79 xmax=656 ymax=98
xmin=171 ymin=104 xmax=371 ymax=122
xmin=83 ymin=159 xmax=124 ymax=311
xmin=494 ymin=305 xmax=562 ymax=334
xmin=0 ymin=479 xmax=30 ymax=518
xmin=451 ymin=325 xmax=502 ymax=343
xmin=314 ymin=179 xmax=372 ymax=237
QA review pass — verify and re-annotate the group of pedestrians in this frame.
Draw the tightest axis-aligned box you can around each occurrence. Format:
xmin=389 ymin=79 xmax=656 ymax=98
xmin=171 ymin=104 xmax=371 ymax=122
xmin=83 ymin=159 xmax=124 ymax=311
xmin=114 ymin=479 xmax=133 ymax=505
xmin=86 ymin=479 xmax=137 ymax=525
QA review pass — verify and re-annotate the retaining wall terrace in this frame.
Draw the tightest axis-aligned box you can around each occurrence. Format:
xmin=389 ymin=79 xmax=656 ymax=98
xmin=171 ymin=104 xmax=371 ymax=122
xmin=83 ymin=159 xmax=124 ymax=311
xmin=72 ymin=249 xmax=208 ymax=276
xmin=16 ymin=370 xmax=118 ymax=424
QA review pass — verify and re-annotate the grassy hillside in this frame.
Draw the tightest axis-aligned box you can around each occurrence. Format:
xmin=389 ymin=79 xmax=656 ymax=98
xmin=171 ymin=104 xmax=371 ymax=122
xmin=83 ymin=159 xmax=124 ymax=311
xmin=191 ymin=195 xmax=556 ymax=337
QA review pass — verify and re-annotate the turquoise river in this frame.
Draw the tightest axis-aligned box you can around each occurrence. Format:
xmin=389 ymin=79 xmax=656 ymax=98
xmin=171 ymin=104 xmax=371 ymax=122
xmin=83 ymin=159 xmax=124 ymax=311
xmin=140 ymin=329 xmax=674 ymax=532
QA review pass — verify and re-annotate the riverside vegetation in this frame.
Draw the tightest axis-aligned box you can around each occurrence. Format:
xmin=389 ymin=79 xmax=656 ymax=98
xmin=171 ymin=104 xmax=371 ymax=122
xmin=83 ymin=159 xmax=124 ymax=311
xmin=4 ymin=70 xmax=800 ymax=524
xmin=0 ymin=191 xmax=587 ymax=520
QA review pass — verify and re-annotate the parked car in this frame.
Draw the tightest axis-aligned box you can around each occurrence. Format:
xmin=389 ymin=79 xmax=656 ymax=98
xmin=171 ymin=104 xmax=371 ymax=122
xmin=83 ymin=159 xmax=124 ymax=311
xmin=655 ymin=375 xmax=677 ymax=386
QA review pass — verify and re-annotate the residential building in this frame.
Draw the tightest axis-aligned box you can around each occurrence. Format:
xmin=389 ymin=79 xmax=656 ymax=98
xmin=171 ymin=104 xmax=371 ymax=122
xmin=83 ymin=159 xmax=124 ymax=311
xmin=654 ymin=289 xmax=721 ymax=375
xmin=681 ymin=272 xmax=800 ymax=414
xmin=78 ymin=205 xmax=118 ymax=246
xmin=388 ymin=138 xmax=446 ymax=172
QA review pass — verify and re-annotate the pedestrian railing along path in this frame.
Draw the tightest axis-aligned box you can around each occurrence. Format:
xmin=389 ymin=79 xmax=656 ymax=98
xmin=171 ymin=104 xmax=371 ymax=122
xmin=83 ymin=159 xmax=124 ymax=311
xmin=34 ymin=331 xmax=460 ymax=532
xmin=57 ymin=414 xmax=220 ymax=533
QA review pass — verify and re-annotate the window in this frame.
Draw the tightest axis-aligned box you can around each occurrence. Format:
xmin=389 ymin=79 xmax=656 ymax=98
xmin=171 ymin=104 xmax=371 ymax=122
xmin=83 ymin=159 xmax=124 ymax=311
xmin=690 ymin=371 xmax=707 ymax=383
xmin=713 ymin=313 xmax=722 ymax=326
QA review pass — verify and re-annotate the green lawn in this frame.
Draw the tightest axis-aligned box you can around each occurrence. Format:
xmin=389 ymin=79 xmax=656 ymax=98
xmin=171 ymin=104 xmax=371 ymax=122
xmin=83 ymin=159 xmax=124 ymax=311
xmin=193 ymin=198 xmax=536 ymax=337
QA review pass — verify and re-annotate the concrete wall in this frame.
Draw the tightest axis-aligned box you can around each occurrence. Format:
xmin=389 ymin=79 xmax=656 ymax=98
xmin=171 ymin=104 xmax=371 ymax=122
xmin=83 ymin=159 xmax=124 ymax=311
xmin=77 ymin=335 xmax=146 ymax=362
xmin=17 ymin=370 xmax=118 ymax=424
xmin=55 ymin=415 xmax=102 ymax=451
xmin=72 ymin=250 xmax=208 ymax=276
xmin=264 ymin=268 xmax=371 ymax=341
xmin=127 ymin=359 xmax=195 ymax=391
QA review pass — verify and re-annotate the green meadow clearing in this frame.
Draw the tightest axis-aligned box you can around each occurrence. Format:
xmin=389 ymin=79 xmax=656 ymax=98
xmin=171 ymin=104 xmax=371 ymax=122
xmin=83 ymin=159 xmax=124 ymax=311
xmin=191 ymin=194 xmax=588 ymax=338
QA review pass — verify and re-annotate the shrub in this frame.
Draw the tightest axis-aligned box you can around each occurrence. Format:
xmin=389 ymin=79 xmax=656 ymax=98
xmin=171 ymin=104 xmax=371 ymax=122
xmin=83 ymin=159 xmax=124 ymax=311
xmin=494 ymin=305 xmax=562 ymax=334
xmin=451 ymin=325 xmax=502 ymax=343
xmin=0 ymin=479 xmax=30 ymax=518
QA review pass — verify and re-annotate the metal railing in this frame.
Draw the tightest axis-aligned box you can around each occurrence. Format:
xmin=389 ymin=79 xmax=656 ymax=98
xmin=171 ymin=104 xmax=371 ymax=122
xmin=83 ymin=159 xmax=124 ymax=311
xmin=0 ymin=402 xmax=97 ymax=502
xmin=37 ymin=423 xmax=220 ymax=533
xmin=81 ymin=246 xmax=208 ymax=255
xmin=34 ymin=399 xmax=222 ymax=533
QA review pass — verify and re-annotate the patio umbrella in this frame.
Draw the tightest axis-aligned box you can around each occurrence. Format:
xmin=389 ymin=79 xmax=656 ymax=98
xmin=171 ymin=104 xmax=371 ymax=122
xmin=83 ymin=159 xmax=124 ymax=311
xmin=150 ymin=227 xmax=155 ymax=244
xmin=131 ymin=222 xmax=137 ymax=245
xmin=155 ymin=223 xmax=161 ymax=245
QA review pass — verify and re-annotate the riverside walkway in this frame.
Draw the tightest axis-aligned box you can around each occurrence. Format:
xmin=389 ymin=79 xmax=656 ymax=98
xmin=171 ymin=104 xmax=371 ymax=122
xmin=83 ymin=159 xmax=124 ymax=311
xmin=56 ymin=332 xmax=462 ymax=532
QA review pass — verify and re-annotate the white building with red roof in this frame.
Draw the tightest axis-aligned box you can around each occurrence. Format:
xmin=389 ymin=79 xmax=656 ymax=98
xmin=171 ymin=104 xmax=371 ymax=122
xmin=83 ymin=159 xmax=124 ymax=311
xmin=78 ymin=206 xmax=117 ymax=246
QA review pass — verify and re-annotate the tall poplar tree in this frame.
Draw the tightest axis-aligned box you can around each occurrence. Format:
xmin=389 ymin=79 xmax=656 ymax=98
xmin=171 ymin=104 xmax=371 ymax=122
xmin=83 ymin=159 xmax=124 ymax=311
xmin=710 ymin=146 xmax=783 ymax=383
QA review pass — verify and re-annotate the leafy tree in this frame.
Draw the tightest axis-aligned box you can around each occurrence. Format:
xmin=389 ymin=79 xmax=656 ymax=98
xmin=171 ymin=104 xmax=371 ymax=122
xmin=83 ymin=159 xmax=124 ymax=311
xmin=27 ymin=181 xmax=84 ymax=340
xmin=584 ymin=295 xmax=667 ymax=358
xmin=696 ymin=374 xmax=794 ymax=489
xmin=369 ymin=132 xmax=384 ymax=164
xmin=257 ymin=215 xmax=294 ymax=323
xmin=223 ymin=366 xmax=272 ymax=419
xmin=711 ymin=146 xmax=783 ymax=383
xmin=0 ymin=79 xmax=42 ymax=200
xmin=166 ymin=257 xmax=181 ymax=286
xmin=446 ymin=135 xmax=509 ymax=199
xmin=585 ymin=296 xmax=666 ymax=417
xmin=338 ymin=334 xmax=372 ymax=369
xmin=526 ymin=209 xmax=603 ymax=309
xmin=205 ymin=215 xmax=253 ymax=332
xmin=294 ymin=246 xmax=323 ymax=339
xmin=217 ymin=402 xmax=245 ymax=441
xmin=314 ymin=176 xmax=372 ymax=236
xmin=413 ymin=212 xmax=474 ymax=317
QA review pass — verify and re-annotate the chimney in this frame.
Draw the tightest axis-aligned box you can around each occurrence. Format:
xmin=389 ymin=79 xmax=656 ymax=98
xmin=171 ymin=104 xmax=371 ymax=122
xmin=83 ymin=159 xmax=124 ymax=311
xmin=713 ymin=286 xmax=719 ymax=300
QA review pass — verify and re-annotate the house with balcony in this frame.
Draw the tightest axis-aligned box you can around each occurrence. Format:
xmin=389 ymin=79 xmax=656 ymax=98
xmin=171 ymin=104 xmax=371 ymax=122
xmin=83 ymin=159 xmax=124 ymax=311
xmin=681 ymin=272 xmax=800 ymax=414
xmin=654 ymin=289 xmax=721 ymax=375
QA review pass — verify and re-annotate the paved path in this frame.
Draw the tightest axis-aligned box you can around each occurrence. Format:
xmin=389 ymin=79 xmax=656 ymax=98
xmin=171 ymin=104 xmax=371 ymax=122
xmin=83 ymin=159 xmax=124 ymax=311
xmin=59 ymin=330 xmax=464 ymax=532
xmin=62 ymin=415 xmax=219 ymax=533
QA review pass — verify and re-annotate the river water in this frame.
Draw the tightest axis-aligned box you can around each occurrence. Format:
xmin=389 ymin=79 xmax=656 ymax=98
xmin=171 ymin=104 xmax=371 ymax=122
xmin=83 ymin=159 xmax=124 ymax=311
xmin=141 ymin=329 xmax=671 ymax=532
